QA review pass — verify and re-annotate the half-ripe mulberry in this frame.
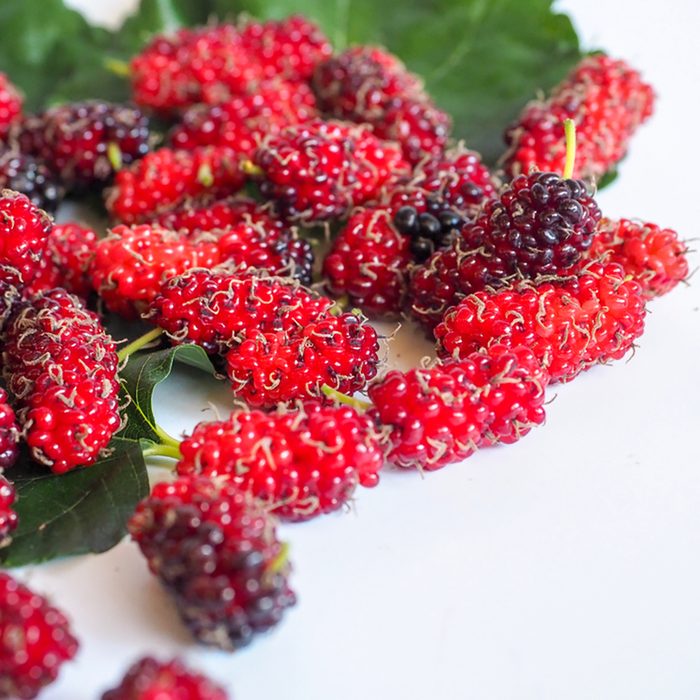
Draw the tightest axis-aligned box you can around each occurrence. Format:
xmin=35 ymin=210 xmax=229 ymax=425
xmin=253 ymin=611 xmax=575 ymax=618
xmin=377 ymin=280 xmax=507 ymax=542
xmin=252 ymin=119 xmax=409 ymax=224
xmin=129 ymin=475 xmax=295 ymax=650
xmin=19 ymin=101 xmax=151 ymax=191
xmin=170 ymin=78 xmax=318 ymax=155
xmin=0 ymin=73 xmax=22 ymax=141
xmin=0 ymin=572 xmax=79 ymax=699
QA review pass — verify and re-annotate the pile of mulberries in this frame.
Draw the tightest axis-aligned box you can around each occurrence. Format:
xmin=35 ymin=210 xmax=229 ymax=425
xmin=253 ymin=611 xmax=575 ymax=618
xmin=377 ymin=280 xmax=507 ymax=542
xmin=0 ymin=11 xmax=688 ymax=700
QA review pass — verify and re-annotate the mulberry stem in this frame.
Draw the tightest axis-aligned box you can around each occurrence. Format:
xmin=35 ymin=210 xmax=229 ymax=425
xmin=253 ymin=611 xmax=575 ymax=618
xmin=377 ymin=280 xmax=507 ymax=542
xmin=104 ymin=58 xmax=131 ymax=77
xmin=142 ymin=443 xmax=182 ymax=461
xmin=321 ymin=384 xmax=372 ymax=411
xmin=241 ymin=160 xmax=264 ymax=177
xmin=117 ymin=328 xmax=164 ymax=362
xmin=563 ymin=118 xmax=577 ymax=179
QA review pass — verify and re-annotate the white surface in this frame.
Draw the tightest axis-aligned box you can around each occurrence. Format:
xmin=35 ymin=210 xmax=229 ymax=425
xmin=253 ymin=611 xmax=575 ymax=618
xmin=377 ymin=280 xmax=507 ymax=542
xmin=22 ymin=1 xmax=700 ymax=698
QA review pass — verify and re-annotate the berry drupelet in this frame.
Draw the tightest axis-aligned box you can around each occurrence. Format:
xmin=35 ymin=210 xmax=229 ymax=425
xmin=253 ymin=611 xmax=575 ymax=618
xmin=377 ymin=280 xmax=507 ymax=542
xmin=177 ymin=401 xmax=384 ymax=521
xmin=435 ymin=262 xmax=646 ymax=384
xmin=148 ymin=268 xmax=333 ymax=354
xmin=587 ymin=218 xmax=689 ymax=298
xmin=90 ymin=224 xmax=221 ymax=317
xmin=0 ymin=189 xmax=52 ymax=287
xmin=239 ymin=15 xmax=332 ymax=82
xmin=0 ymin=388 xmax=19 ymax=471
xmin=102 ymin=657 xmax=229 ymax=700
xmin=0 ymin=148 xmax=64 ymax=214
xmin=153 ymin=196 xmax=314 ymax=285
xmin=0 ymin=474 xmax=17 ymax=547
xmin=170 ymin=78 xmax=318 ymax=156
xmin=312 ymin=46 xmax=423 ymax=123
xmin=19 ymin=101 xmax=151 ymax=191
xmin=251 ymin=119 xmax=409 ymax=224
xmin=226 ymin=311 xmax=380 ymax=408
xmin=129 ymin=475 xmax=296 ymax=650
xmin=130 ymin=25 xmax=263 ymax=112
xmin=0 ymin=73 xmax=22 ymax=141
xmin=26 ymin=222 xmax=97 ymax=299
xmin=0 ymin=572 xmax=79 ymax=699
xmin=105 ymin=146 xmax=246 ymax=225
xmin=367 ymin=344 xmax=548 ymax=470
xmin=2 ymin=289 xmax=121 ymax=473
xmin=503 ymin=54 xmax=654 ymax=181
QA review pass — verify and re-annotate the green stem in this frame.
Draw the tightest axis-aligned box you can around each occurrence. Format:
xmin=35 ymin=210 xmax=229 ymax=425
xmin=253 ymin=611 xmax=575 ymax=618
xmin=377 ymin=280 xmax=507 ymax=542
xmin=321 ymin=384 xmax=372 ymax=411
xmin=104 ymin=57 xmax=131 ymax=77
xmin=107 ymin=142 xmax=123 ymax=171
xmin=142 ymin=443 xmax=182 ymax=461
xmin=562 ymin=118 xmax=577 ymax=180
xmin=117 ymin=328 xmax=164 ymax=362
xmin=153 ymin=423 xmax=181 ymax=450
xmin=241 ymin=160 xmax=264 ymax=177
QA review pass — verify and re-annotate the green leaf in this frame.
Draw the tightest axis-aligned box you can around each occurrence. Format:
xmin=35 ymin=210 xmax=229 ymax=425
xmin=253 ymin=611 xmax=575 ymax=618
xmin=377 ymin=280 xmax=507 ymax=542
xmin=597 ymin=167 xmax=619 ymax=190
xmin=224 ymin=0 xmax=582 ymax=162
xmin=0 ymin=438 xmax=149 ymax=567
xmin=0 ymin=0 xmax=580 ymax=165
xmin=119 ymin=344 xmax=218 ymax=443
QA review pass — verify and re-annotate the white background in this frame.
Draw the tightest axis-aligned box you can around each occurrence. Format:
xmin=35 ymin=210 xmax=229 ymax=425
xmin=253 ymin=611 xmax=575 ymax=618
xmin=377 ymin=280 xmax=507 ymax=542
xmin=19 ymin=0 xmax=700 ymax=698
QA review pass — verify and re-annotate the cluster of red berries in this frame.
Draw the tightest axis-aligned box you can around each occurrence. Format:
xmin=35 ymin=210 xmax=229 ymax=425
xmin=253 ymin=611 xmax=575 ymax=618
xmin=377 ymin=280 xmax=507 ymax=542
xmin=0 ymin=11 xmax=690 ymax=699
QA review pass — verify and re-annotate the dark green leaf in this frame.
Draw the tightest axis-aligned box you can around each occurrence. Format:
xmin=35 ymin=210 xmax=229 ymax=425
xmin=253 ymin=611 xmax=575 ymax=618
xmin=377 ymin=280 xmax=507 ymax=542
xmin=119 ymin=344 xmax=218 ymax=443
xmin=597 ymin=168 xmax=619 ymax=190
xmin=0 ymin=438 xmax=149 ymax=567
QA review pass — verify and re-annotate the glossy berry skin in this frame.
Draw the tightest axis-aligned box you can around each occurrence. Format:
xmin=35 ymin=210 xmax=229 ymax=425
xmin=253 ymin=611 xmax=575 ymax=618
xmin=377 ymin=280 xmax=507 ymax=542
xmin=226 ymin=312 xmax=380 ymax=407
xmin=0 ymin=474 xmax=17 ymax=546
xmin=171 ymin=79 xmax=317 ymax=156
xmin=504 ymin=54 xmax=654 ymax=181
xmin=408 ymin=171 xmax=602 ymax=331
xmin=418 ymin=145 xmax=498 ymax=218
xmin=129 ymin=475 xmax=295 ymax=650
xmin=130 ymin=25 xmax=263 ymax=112
xmin=19 ymin=101 xmax=150 ymax=191
xmin=0 ymin=149 xmax=64 ymax=214
xmin=240 ymin=15 xmax=332 ymax=82
xmin=148 ymin=268 xmax=333 ymax=354
xmin=368 ymin=344 xmax=548 ymax=470
xmin=3 ymin=289 xmax=121 ymax=473
xmin=102 ymin=657 xmax=228 ymax=700
xmin=153 ymin=197 xmax=314 ymax=285
xmin=312 ymin=46 xmax=422 ymax=123
xmin=0 ymin=572 xmax=79 ymax=699
xmin=106 ymin=147 xmax=246 ymax=225
xmin=252 ymin=119 xmax=409 ymax=224
xmin=26 ymin=223 xmax=97 ymax=299
xmin=374 ymin=96 xmax=452 ymax=165
xmin=587 ymin=218 xmax=688 ymax=298
xmin=0 ymin=73 xmax=22 ymax=141
xmin=436 ymin=262 xmax=646 ymax=383
xmin=0 ymin=265 xmax=21 ymax=332
xmin=177 ymin=401 xmax=384 ymax=521
xmin=323 ymin=206 xmax=412 ymax=317
xmin=0 ymin=189 xmax=52 ymax=286
xmin=90 ymin=225 xmax=221 ymax=317
xmin=0 ymin=388 xmax=19 ymax=471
